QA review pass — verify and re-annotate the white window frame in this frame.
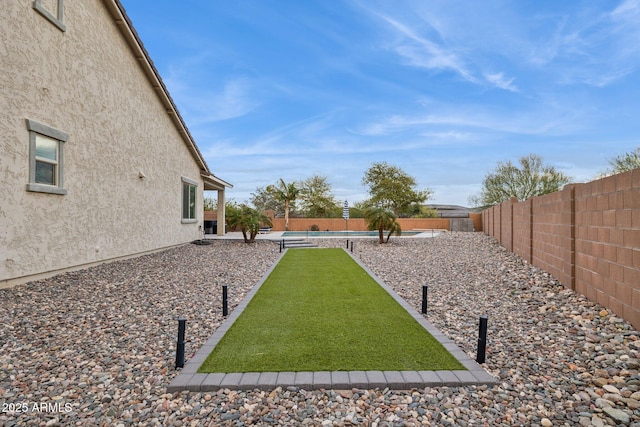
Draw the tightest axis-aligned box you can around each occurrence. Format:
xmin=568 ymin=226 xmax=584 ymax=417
xmin=26 ymin=119 xmax=69 ymax=195
xmin=181 ymin=177 xmax=198 ymax=223
xmin=33 ymin=0 xmax=66 ymax=32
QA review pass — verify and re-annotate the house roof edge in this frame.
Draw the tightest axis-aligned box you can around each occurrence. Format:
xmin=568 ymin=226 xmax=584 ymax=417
xmin=104 ymin=0 xmax=231 ymax=189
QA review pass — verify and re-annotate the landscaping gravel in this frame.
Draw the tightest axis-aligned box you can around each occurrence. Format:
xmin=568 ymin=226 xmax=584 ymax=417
xmin=1 ymin=233 xmax=638 ymax=426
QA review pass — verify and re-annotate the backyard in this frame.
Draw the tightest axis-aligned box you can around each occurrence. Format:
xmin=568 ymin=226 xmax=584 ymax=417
xmin=0 ymin=233 xmax=638 ymax=426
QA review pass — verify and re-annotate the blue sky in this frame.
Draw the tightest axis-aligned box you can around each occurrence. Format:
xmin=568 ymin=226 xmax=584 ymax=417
xmin=120 ymin=0 xmax=640 ymax=207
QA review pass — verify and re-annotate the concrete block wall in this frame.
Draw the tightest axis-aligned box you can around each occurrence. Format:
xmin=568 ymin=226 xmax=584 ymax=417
xmin=484 ymin=206 xmax=495 ymax=238
xmin=500 ymin=198 xmax=517 ymax=251
xmin=513 ymin=199 xmax=532 ymax=263
xmin=470 ymin=213 xmax=483 ymax=232
xmin=270 ymin=217 xmax=452 ymax=232
xmin=492 ymin=204 xmax=502 ymax=243
xmin=531 ymin=185 xmax=576 ymax=290
xmin=482 ymin=170 xmax=640 ymax=330
xmin=207 ymin=211 xmax=453 ymax=233
xmin=574 ymin=170 xmax=640 ymax=328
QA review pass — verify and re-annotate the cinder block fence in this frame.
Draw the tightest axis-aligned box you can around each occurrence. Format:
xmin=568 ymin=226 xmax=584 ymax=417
xmin=204 ymin=212 xmax=484 ymax=233
xmin=482 ymin=169 xmax=640 ymax=330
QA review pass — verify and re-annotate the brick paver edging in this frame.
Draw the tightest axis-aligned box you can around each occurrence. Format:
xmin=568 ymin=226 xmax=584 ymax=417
xmin=167 ymin=248 xmax=497 ymax=392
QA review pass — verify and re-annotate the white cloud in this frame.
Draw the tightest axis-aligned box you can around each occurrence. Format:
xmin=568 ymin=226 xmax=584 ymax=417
xmin=483 ymin=72 xmax=518 ymax=92
xmin=180 ymin=77 xmax=260 ymax=124
xmin=417 ymin=130 xmax=472 ymax=142
xmin=159 ymin=53 xmax=260 ymax=124
xmin=610 ymin=0 xmax=640 ymax=29
xmin=527 ymin=1 xmax=640 ymax=87
xmin=351 ymin=100 xmax=591 ymax=139
xmin=387 ymin=21 xmax=475 ymax=82
xmin=357 ymin=5 xmax=528 ymax=93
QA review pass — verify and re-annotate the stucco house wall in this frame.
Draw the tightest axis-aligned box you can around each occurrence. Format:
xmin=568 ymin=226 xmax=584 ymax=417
xmin=0 ymin=1 xmax=229 ymax=287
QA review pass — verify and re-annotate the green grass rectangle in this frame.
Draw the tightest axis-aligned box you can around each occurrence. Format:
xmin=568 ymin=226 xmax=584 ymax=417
xmin=198 ymin=248 xmax=464 ymax=373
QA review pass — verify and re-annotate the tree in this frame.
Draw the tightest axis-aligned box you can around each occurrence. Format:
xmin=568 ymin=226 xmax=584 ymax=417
xmin=249 ymin=186 xmax=282 ymax=215
xmin=470 ymin=154 xmax=571 ymax=208
xmin=362 ymin=162 xmax=431 ymax=217
xmin=364 ymin=205 xmax=402 ymax=244
xmin=298 ymin=174 xmax=340 ymax=217
xmin=226 ymin=204 xmax=272 ymax=243
xmin=407 ymin=204 xmax=439 ymax=218
xmin=204 ymin=197 xmax=217 ymax=211
xmin=349 ymin=201 xmax=368 ymax=219
xmin=602 ymin=147 xmax=640 ymax=176
xmin=266 ymin=178 xmax=300 ymax=231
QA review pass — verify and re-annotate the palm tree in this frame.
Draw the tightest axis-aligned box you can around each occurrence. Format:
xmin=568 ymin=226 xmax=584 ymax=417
xmin=364 ymin=205 xmax=402 ymax=244
xmin=226 ymin=204 xmax=273 ymax=243
xmin=266 ymin=178 xmax=299 ymax=231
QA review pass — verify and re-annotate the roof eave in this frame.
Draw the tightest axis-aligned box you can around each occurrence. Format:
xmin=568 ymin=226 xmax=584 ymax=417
xmin=202 ymin=173 xmax=234 ymax=191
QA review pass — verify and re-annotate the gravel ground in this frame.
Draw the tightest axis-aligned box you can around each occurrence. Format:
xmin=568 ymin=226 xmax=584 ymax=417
xmin=1 ymin=233 xmax=638 ymax=426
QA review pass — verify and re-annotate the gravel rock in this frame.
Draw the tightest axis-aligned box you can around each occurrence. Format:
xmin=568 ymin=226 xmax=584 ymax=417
xmin=1 ymin=233 xmax=638 ymax=426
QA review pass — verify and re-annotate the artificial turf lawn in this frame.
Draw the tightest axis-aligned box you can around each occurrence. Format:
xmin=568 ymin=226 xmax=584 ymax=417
xmin=198 ymin=248 xmax=465 ymax=373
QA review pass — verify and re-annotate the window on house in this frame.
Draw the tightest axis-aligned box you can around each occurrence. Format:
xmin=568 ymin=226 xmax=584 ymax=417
xmin=26 ymin=119 xmax=69 ymax=195
xmin=33 ymin=0 xmax=66 ymax=32
xmin=35 ymin=134 xmax=59 ymax=185
xmin=182 ymin=178 xmax=198 ymax=222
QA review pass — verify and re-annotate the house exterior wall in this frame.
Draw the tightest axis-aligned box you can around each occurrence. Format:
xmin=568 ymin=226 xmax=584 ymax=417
xmin=482 ymin=170 xmax=640 ymax=330
xmin=1 ymin=1 xmax=205 ymax=286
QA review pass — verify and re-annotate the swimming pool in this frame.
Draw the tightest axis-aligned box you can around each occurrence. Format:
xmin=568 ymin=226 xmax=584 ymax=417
xmin=281 ymin=230 xmax=427 ymax=237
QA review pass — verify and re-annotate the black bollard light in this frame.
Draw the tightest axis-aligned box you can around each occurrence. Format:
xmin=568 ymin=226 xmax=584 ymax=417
xmin=222 ymin=284 xmax=228 ymax=317
xmin=346 ymin=239 xmax=349 ymax=249
xmin=282 ymin=239 xmax=286 ymax=249
xmin=279 ymin=241 xmax=282 ymax=253
xmin=476 ymin=315 xmax=488 ymax=364
xmin=350 ymin=241 xmax=354 ymax=253
xmin=422 ymin=285 xmax=428 ymax=314
xmin=175 ymin=318 xmax=186 ymax=369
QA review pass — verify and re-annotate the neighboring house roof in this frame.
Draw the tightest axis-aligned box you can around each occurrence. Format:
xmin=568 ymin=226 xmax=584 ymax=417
xmin=426 ymin=204 xmax=472 ymax=218
xmin=103 ymin=0 xmax=231 ymax=191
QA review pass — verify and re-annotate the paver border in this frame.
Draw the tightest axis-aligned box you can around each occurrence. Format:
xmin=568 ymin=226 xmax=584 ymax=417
xmin=167 ymin=248 xmax=497 ymax=392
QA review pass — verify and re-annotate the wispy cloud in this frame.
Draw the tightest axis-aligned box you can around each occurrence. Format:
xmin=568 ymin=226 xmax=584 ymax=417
xmin=210 ymin=78 xmax=260 ymax=122
xmin=160 ymin=53 xmax=260 ymax=124
xmin=378 ymin=14 xmax=476 ymax=83
xmin=352 ymin=102 xmax=588 ymax=138
xmin=356 ymin=3 xmax=524 ymax=93
xmin=600 ymin=0 xmax=640 ymax=83
xmin=418 ymin=130 xmax=472 ymax=141
xmin=483 ymin=72 xmax=518 ymax=92
xmin=171 ymin=76 xmax=260 ymax=124
xmin=528 ymin=0 xmax=640 ymax=87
